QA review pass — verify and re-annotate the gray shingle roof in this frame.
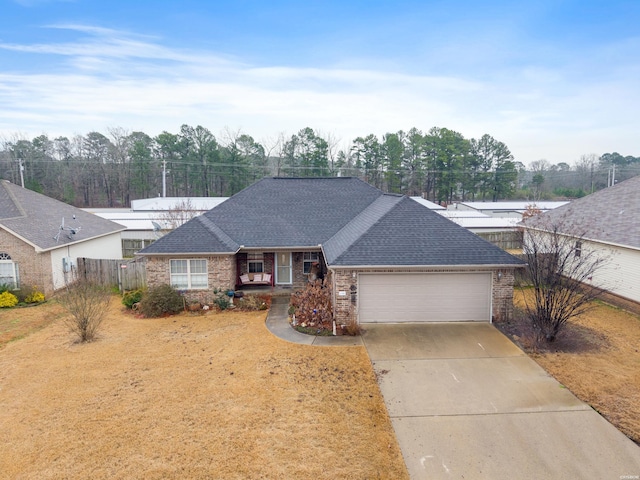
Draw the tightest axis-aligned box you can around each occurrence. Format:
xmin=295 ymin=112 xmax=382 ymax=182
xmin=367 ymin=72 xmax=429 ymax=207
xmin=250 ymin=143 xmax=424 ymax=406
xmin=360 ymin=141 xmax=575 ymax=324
xmin=327 ymin=196 xmax=523 ymax=266
xmin=139 ymin=177 xmax=523 ymax=267
xmin=524 ymin=175 xmax=640 ymax=249
xmin=0 ymin=180 xmax=126 ymax=251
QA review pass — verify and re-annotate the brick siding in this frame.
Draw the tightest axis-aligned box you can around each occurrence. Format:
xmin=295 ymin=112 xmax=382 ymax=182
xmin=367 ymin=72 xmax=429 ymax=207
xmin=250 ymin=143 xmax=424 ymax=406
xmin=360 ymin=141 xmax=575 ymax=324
xmin=0 ymin=229 xmax=53 ymax=296
xmin=146 ymin=255 xmax=236 ymax=305
xmin=331 ymin=267 xmax=518 ymax=324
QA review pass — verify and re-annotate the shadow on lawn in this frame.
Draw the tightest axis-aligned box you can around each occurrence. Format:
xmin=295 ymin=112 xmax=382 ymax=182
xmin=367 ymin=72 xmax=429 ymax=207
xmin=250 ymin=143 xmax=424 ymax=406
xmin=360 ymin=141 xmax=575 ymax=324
xmin=495 ymin=308 xmax=611 ymax=354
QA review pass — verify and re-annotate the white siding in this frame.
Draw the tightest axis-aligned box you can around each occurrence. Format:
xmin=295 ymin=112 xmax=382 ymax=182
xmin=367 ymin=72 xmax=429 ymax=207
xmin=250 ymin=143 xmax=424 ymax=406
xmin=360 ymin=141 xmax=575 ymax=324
xmin=591 ymin=242 xmax=640 ymax=304
xmin=49 ymin=233 xmax=123 ymax=290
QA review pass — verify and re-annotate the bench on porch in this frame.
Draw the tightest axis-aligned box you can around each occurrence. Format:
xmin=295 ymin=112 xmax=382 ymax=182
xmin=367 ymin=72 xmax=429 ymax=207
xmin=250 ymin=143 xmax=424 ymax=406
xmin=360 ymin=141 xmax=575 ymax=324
xmin=238 ymin=273 xmax=273 ymax=287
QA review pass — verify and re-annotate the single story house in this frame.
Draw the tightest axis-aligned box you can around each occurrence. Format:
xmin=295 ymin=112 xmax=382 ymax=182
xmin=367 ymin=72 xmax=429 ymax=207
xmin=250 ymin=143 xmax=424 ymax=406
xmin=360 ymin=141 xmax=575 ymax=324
xmin=138 ymin=177 xmax=524 ymax=324
xmin=0 ymin=180 xmax=125 ymax=297
xmin=522 ymin=175 xmax=640 ymax=306
xmin=449 ymin=201 xmax=569 ymax=218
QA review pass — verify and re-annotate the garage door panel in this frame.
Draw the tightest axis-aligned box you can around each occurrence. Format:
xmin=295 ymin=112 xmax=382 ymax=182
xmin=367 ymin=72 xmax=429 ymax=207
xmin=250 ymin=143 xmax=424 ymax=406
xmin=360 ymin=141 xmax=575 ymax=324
xmin=359 ymin=273 xmax=492 ymax=323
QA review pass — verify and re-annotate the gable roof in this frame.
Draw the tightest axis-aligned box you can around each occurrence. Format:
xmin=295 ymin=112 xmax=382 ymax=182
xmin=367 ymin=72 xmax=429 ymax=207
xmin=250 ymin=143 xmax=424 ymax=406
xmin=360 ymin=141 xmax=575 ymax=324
xmin=523 ymin=175 xmax=640 ymax=250
xmin=0 ymin=180 xmax=126 ymax=252
xmin=139 ymin=177 xmax=523 ymax=267
xmin=326 ymin=196 xmax=522 ymax=266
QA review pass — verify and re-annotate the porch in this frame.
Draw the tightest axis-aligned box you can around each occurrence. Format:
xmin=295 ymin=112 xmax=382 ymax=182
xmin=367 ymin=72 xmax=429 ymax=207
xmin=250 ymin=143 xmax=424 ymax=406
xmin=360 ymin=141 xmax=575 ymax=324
xmin=234 ymin=250 xmax=325 ymax=290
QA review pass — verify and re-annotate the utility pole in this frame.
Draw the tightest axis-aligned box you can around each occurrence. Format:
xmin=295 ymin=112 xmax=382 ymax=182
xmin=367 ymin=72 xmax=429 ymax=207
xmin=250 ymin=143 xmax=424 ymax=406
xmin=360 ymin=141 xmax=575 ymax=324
xmin=608 ymin=164 xmax=616 ymax=187
xmin=18 ymin=154 xmax=25 ymax=188
xmin=162 ymin=159 xmax=167 ymax=197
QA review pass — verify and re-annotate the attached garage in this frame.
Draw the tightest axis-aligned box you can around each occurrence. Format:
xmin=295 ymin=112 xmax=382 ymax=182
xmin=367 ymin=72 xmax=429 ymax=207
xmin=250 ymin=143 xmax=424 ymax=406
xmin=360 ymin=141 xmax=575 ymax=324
xmin=358 ymin=272 xmax=492 ymax=323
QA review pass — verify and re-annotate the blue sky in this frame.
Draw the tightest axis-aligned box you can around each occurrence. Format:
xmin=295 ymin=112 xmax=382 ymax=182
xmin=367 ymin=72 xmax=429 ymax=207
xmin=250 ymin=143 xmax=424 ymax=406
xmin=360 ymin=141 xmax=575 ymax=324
xmin=1 ymin=0 xmax=638 ymax=166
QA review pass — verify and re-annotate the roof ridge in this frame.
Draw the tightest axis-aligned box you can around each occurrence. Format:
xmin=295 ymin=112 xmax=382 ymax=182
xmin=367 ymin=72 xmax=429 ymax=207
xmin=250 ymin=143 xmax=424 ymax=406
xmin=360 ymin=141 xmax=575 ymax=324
xmin=0 ymin=181 xmax=27 ymax=220
xmin=196 ymin=214 xmax=240 ymax=251
xmin=323 ymin=194 xmax=403 ymax=264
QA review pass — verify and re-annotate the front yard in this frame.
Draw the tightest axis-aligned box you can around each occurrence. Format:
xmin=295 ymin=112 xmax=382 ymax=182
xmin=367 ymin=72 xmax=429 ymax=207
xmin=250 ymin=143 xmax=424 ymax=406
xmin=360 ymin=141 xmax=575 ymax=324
xmin=0 ymin=299 xmax=408 ymax=479
xmin=497 ymin=289 xmax=640 ymax=445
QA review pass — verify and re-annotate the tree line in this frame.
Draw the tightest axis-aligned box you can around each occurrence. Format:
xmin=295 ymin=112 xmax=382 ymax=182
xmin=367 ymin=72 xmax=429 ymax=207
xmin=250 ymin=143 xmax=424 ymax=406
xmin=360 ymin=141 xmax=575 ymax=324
xmin=0 ymin=125 xmax=638 ymax=208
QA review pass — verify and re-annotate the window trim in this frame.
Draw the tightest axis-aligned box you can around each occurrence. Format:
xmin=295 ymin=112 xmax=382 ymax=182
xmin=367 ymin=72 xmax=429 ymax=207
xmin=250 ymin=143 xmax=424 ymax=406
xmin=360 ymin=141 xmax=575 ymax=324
xmin=170 ymin=259 xmax=208 ymax=290
xmin=303 ymin=252 xmax=320 ymax=274
xmin=574 ymin=241 xmax=582 ymax=258
xmin=0 ymin=253 xmax=18 ymax=290
xmin=247 ymin=253 xmax=264 ymax=274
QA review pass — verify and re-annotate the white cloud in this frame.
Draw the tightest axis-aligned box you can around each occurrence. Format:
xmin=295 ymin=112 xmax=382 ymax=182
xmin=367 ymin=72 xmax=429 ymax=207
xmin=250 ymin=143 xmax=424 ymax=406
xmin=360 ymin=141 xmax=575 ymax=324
xmin=0 ymin=24 xmax=638 ymax=164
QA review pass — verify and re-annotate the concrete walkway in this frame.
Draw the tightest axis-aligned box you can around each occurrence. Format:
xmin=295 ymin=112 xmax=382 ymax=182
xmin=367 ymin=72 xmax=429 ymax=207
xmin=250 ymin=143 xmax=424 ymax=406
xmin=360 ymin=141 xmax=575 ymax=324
xmin=265 ymin=302 xmax=640 ymax=478
xmin=265 ymin=295 xmax=362 ymax=346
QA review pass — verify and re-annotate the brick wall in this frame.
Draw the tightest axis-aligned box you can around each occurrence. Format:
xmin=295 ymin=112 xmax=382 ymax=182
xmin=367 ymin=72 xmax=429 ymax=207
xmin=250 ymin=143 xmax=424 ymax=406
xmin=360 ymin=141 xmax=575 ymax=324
xmin=146 ymin=255 xmax=236 ymax=305
xmin=0 ymin=229 xmax=53 ymax=296
xmin=331 ymin=267 xmax=519 ymax=324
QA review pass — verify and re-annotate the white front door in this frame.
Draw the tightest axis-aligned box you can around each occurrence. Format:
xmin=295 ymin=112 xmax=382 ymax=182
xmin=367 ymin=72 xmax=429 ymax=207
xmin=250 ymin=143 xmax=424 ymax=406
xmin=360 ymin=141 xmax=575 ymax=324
xmin=275 ymin=252 xmax=292 ymax=285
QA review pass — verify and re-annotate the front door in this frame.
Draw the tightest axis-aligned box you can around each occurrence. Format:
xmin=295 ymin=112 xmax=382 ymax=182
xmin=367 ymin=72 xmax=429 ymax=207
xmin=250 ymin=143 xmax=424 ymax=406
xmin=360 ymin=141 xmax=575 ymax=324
xmin=275 ymin=252 xmax=292 ymax=285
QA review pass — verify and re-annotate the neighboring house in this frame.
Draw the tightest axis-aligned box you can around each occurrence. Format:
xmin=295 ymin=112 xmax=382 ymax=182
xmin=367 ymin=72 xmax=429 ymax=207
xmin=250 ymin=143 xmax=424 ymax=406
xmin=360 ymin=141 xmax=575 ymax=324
xmin=449 ymin=201 xmax=569 ymax=218
xmin=410 ymin=198 xmax=521 ymax=249
xmin=438 ymin=210 xmax=522 ymax=250
xmin=85 ymin=197 xmax=228 ymax=257
xmin=522 ymin=175 xmax=640 ymax=305
xmin=0 ymin=180 xmax=125 ymax=296
xmin=138 ymin=177 xmax=524 ymax=325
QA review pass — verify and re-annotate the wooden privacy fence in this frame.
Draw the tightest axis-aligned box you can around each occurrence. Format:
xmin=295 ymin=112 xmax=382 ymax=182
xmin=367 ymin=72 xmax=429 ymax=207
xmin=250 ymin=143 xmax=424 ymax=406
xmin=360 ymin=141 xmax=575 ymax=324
xmin=77 ymin=258 xmax=147 ymax=292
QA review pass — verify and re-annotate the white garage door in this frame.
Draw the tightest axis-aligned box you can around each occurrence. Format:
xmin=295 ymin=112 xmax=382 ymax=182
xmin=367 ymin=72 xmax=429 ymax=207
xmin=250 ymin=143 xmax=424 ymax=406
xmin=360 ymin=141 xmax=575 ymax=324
xmin=358 ymin=273 xmax=492 ymax=323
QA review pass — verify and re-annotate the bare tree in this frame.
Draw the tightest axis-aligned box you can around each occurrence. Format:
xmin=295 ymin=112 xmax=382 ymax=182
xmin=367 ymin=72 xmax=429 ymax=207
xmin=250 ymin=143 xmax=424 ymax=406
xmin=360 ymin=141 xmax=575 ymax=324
xmin=154 ymin=198 xmax=200 ymax=231
xmin=520 ymin=221 xmax=610 ymax=342
xmin=58 ymin=279 xmax=112 ymax=343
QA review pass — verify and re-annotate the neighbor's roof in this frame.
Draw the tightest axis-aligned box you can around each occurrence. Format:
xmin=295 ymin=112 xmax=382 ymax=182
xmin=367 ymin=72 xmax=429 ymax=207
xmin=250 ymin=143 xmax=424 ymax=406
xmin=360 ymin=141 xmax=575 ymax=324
xmin=523 ymin=175 xmax=640 ymax=249
xmin=139 ymin=177 xmax=523 ymax=267
xmin=453 ymin=201 xmax=569 ymax=211
xmin=130 ymin=197 xmax=228 ymax=211
xmin=0 ymin=180 xmax=126 ymax=251
xmin=410 ymin=196 xmax=446 ymax=210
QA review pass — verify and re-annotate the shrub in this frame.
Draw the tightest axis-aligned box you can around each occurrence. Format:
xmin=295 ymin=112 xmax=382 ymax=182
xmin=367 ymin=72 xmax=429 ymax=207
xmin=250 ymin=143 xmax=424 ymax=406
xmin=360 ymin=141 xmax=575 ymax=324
xmin=24 ymin=290 xmax=45 ymax=304
xmin=122 ymin=289 xmax=144 ymax=309
xmin=58 ymin=280 xmax=111 ymax=342
xmin=0 ymin=291 xmax=18 ymax=308
xmin=212 ymin=288 xmax=232 ymax=311
xmin=138 ymin=284 xmax=184 ymax=318
xmin=0 ymin=284 xmax=12 ymax=294
xmin=343 ymin=306 xmax=362 ymax=336
xmin=289 ymin=275 xmax=333 ymax=331
xmin=236 ymin=294 xmax=271 ymax=311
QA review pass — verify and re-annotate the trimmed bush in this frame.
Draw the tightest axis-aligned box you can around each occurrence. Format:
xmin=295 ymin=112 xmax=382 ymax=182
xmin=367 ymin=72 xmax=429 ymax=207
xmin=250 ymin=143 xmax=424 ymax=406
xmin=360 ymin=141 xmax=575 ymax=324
xmin=0 ymin=291 xmax=18 ymax=308
xmin=122 ymin=289 xmax=144 ymax=309
xmin=25 ymin=289 xmax=45 ymax=304
xmin=138 ymin=284 xmax=184 ymax=318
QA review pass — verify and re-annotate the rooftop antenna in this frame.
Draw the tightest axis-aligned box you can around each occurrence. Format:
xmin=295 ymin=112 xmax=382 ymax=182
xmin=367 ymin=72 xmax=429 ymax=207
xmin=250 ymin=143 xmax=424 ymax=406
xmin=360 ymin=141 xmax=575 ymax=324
xmin=151 ymin=221 xmax=163 ymax=239
xmin=54 ymin=215 xmax=82 ymax=243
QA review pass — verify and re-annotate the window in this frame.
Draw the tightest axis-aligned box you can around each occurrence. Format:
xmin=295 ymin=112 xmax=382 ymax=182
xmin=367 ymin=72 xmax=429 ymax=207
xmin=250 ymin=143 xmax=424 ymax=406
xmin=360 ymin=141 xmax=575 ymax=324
xmin=303 ymin=252 xmax=319 ymax=274
xmin=247 ymin=253 xmax=264 ymax=273
xmin=0 ymin=253 xmax=18 ymax=289
xmin=170 ymin=259 xmax=208 ymax=289
xmin=122 ymin=239 xmax=154 ymax=258
xmin=574 ymin=241 xmax=582 ymax=258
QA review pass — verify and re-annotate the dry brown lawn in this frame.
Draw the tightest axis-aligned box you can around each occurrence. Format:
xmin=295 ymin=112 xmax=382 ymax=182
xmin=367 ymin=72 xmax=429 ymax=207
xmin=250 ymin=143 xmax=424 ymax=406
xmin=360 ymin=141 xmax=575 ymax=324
xmin=0 ymin=299 xmax=408 ymax=479
xmin=497 ymin=289 xmax=640 ymax=445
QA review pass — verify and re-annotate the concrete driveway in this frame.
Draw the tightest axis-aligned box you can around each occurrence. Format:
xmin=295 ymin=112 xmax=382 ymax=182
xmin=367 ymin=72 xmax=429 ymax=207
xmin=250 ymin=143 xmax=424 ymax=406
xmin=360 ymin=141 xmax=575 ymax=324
xmin=362 ymin=323 xmax=640 ymax=480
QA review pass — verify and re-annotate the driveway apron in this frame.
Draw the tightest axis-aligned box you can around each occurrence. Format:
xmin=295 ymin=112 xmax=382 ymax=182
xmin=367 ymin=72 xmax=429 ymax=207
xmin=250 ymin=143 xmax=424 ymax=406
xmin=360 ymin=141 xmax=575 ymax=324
xmin=362 ymin=323 xmax=640 ymax=480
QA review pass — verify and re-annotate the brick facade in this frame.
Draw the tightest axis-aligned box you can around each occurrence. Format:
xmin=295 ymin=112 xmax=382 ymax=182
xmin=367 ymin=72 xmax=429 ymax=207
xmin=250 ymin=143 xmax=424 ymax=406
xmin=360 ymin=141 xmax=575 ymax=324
xmin=146 ymin=255 xmax=236 ymax=305
xmin=0 ymin=229 xmax=53 ymax=296
xmin=145 ymin=251 xmax=326 ymax=303
xmin=331 ymin=267 xmax=518 ymax=325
